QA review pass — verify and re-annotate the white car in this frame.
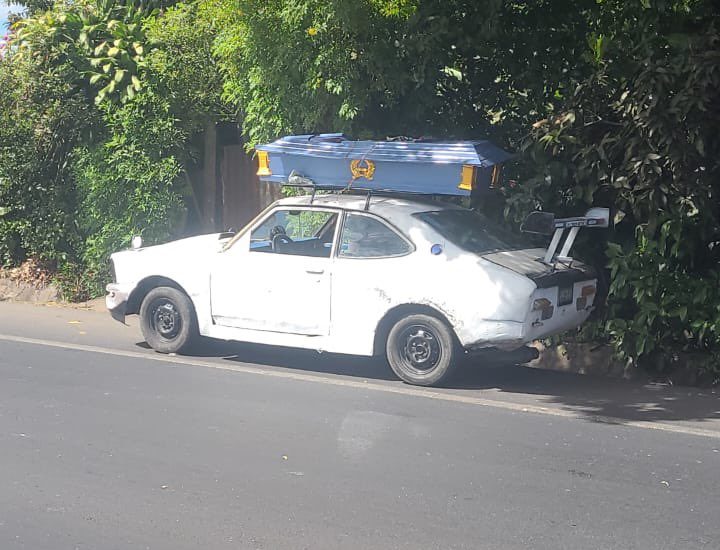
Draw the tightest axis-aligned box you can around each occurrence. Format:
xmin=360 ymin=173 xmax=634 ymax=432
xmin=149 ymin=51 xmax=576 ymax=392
xmin=106 ymin=193 xmax=601 ymax=386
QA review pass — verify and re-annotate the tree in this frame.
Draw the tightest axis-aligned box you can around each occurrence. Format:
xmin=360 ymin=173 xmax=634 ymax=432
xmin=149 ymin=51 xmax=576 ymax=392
xmin=1 ymin=0 xmax=227 ymax=297
xmin=511 ymin=0 xmax=720 ymax=372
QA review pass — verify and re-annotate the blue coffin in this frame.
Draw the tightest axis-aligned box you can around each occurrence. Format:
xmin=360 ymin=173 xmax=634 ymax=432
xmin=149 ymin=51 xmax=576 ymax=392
xmin=255 ymin=134 xmax=512 ymax=196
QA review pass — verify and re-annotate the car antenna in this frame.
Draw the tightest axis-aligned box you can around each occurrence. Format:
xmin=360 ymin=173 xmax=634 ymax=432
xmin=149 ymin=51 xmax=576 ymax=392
xmin=364 ymin=190 xmax=373 ymax=211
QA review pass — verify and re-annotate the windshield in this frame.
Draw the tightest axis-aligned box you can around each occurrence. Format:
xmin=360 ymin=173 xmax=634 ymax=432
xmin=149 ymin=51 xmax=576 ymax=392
xmin=414 ymin=209 xmax=536 ymax=254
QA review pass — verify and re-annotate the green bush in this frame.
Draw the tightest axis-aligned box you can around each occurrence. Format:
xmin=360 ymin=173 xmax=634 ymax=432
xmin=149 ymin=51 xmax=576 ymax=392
xmin=509 ymin=6 xmax=720 ymax=376
xmin=1 ymin=1 xmax=222 ymax=299
xmin=606 ymin=230 xmax=720 ymax=374
xmin=0 ymin=44 xmax=94 ymax=267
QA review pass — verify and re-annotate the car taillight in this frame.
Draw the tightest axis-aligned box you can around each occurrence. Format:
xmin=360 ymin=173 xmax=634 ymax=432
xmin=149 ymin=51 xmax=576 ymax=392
xmin=532 ymin=298 xmax=554 ymax=320
xmin=581 ymin=285 xmax=596 ymax=297
xmin=576 ymin=284 xmax=596 ymax=311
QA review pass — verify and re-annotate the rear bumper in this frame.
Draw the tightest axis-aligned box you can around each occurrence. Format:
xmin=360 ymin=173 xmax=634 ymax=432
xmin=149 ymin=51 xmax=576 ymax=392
xmin=461 ymin=279 xmax=597 ymax=351
xmin=463 ymin=309 xmax=594 ymax=352
xmin=106 ymin=283 xmax=130 ymax=324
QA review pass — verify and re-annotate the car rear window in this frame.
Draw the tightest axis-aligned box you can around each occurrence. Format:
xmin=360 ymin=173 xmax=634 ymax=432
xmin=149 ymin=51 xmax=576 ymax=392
xmin=414 ymin=209 xmax=534 ymax=254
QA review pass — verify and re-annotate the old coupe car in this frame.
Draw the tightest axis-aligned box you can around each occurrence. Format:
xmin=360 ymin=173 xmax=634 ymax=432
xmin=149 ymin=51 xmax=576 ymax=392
xmin=106 ymin=193 xmax=605 ymax=386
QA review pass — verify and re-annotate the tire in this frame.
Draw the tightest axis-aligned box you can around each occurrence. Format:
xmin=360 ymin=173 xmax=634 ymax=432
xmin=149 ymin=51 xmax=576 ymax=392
xmin=386 ymin=314 xmax=458 ymax=386
xmin=139 ymin=286 xmax=198 ymax=354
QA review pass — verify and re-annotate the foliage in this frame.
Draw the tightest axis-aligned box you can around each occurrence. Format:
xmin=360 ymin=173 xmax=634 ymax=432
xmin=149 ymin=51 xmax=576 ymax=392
xmin=210 ymin=0 xmax=601 ymax=148
xmin=209 ymin=0 xmax=415 ymax=146
xmin=2 ymin=0 xmax=224 ymax=299
xmin=13 ymin=0 xmax=158 ymax=105
xmin=144 ymin=1 xmax=229 ymax=134
xmin=0 ymin=40 xmax=96 ymax=266
xmin=71 ymin=90 xmax=186 ymax=295
xmin=66 ymin=1 xmax=227 ymax=296
xmin=9 ymin=0 xmax=52 ymax=16
xmin=508 ymin=1 xmax=720 ymax=373
xmin=606 ymin=231 xmax=720 ymax=372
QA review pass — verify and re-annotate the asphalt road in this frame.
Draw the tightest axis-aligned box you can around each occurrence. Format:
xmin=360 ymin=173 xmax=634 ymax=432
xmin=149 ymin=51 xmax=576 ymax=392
xmin=1 ymin=302 xmax=719 ymax=549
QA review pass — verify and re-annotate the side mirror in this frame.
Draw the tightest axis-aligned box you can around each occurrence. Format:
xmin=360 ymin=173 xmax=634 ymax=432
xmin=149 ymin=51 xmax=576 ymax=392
xmin=521 ymin=211 xmax=555 ymax=235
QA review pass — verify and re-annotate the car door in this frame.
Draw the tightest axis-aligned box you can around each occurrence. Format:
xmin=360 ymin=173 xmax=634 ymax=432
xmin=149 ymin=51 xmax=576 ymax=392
xmin=330 ymin=211 xmax=416 ymax=347
xmin=210 ymin=207 xmax=340 ymax=336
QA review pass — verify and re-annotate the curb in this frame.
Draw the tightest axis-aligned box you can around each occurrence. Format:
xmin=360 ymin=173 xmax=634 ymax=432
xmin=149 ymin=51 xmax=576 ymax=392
xmin=0 ymin=275 xmax=105 ymax=311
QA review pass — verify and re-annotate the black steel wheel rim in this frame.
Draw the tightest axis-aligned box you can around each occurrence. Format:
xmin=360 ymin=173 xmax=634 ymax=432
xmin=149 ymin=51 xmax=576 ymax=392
xmin=150 ymin=298 xmax=182 ymax=341
xmin=399 ymin=324 xmax=442 ymax=374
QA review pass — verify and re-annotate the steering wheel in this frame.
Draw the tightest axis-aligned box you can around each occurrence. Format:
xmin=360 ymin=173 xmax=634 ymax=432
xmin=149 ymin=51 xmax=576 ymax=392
xmin=270 ymin=225 xmax=286 ymax=238
xmin=272 ymin=233 xmax=293 ymax=252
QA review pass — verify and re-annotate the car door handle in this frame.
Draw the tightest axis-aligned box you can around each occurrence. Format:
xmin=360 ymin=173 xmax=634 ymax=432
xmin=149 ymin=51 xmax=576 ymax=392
xmin=306 ymin=269 xmax=325 ymax=275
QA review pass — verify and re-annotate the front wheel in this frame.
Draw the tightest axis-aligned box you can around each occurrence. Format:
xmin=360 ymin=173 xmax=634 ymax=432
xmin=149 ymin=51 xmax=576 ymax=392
xmin=386 ymin=314 xmax=458 ymax=386
xmin=139 ymin=286 xmax=198 ymax=354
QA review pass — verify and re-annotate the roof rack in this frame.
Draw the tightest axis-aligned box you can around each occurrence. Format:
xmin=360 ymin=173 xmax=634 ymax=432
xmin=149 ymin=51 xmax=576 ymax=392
xmin=284 ymin=171 xmax=448 ymax=211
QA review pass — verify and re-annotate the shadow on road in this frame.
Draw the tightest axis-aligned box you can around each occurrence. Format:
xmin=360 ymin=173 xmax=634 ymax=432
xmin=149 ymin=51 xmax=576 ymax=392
xmin=137 ymin=338 xmax=720 ymax=426
xmin=452 ymin=356 xmax=720 ymax=425
xmin=177 ymin=338 xmax=397 ymax=381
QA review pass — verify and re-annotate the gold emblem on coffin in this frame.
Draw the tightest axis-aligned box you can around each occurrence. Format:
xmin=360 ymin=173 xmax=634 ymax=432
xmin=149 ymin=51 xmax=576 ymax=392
xmin=350 ymin=159 xmax=376 ymax=181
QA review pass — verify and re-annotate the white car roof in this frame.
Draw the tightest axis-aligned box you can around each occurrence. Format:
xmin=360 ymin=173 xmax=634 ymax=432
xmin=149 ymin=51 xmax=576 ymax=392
xmin=274 ymin=193 xmax=464 ymax=222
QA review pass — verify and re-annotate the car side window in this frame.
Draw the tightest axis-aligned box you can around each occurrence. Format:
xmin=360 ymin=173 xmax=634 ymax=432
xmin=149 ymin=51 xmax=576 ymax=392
xmin=250 ymin=209 xmax=338 ymax=258
xmin=339 ymin=213 xmax=412 ymax=258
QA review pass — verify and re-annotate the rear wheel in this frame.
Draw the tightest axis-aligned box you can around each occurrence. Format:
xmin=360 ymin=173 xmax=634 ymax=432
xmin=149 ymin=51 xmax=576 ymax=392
xmin=139 ymin=286 xmax=198 ymax=354
xmin=386 ymin=314 xmax=458 ymax=386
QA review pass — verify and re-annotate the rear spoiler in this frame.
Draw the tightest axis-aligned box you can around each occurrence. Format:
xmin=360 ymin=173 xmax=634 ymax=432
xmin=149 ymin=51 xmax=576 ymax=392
xmin=521 ymin=208 xmax=610 ymax=266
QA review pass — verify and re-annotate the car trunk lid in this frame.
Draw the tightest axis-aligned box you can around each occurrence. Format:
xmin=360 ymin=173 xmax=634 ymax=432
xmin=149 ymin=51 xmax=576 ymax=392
xmin=481 ymin=248 xmax=595 ymax=288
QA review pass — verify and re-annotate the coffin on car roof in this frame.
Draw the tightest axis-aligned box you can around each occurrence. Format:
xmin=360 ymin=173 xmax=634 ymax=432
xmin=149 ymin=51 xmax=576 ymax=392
xmin=256 ymin=134 xmax=513 ymax=196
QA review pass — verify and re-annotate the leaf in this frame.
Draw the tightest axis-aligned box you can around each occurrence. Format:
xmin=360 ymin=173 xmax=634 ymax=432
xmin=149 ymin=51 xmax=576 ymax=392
xmin=89 ymin=73 xmax=104 ymax=85
xmin=442 ymin=66 xmax=463 ymax=81
xmin=679 ymin=306 xmax=688 ymax=321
